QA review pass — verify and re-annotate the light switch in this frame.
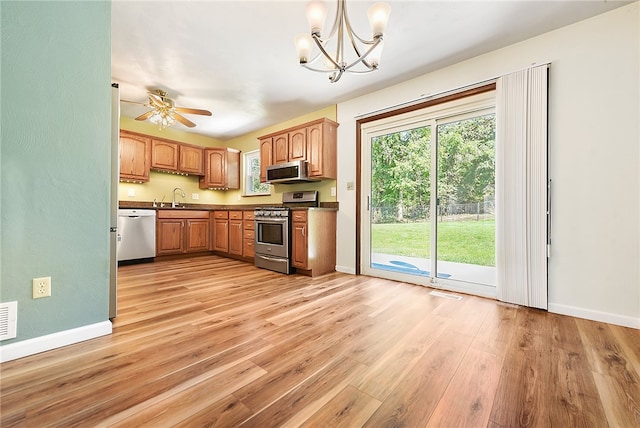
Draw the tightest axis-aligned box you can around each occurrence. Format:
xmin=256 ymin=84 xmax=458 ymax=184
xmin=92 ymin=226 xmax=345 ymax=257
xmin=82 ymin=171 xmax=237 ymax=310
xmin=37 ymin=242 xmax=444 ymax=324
xmin=346 ymin=182 xmax=355 ymax=191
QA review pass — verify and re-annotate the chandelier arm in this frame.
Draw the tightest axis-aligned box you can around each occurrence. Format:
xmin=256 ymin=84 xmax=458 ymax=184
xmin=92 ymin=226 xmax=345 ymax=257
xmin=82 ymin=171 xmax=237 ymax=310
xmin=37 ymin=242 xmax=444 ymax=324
xmin=331 ymin=69 xmax=345 ymax=82
xmin=321 ymin=0 xmax=342 ymax=40
xmin=344 ymin=26 xmax=378 ymax=70
xmin=341 ymin=0 xmax=374 ymax=45
xmin=343 ymin=36 xmax=382 ymax=72
xmin=312 ymin=33 xmax=343 ymax=70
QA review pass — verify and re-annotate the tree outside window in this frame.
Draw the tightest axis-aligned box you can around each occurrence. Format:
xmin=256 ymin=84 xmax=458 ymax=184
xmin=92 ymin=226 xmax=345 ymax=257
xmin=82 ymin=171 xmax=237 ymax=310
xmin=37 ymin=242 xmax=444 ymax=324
xmin=243 ymin=150 xmax=270 ymax=196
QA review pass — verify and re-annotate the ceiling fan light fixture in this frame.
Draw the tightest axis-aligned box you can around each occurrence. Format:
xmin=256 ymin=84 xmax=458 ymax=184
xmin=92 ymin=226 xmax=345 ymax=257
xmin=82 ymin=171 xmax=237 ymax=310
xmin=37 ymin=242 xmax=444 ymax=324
xmin=124 ymin=89 xmax=212 ymax=130
xmin=295 ymin=0 xmax=391 ymax=83
xmin=149 ymin=108 xmax=176 ymax=130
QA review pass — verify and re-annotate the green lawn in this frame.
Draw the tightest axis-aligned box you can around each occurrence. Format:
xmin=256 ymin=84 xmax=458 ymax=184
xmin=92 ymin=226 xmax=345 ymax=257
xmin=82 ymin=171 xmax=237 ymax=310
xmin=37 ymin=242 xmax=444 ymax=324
xmin=371 ymin=219 xmax=495 ymax=266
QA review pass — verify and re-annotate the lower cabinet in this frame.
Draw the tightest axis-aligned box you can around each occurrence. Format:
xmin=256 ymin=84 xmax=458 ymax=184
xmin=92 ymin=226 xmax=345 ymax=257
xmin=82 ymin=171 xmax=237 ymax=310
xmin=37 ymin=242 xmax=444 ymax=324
xmin=186 ymin=219 xmax=210 ymax=252
xmin=212 ymin=210 xmax=253 ymax=259
xmin=212 ymin=210 xmax=229 ymax=253
xmin=157 ymin=210 xmax=210 ymax=256
xmin=229 ymin=211 xmax=243 ymax=255
xmin=291 ymin=209 xmax=336 ymax=276
xmin=243 ymin=211 xmax=255 ymax=257
xmin=156 ymin=219 xmax=184 ymax=255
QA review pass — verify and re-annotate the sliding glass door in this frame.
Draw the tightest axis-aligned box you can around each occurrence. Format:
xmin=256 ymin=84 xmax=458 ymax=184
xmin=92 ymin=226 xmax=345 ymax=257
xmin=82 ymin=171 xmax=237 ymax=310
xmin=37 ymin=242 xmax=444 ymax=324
xmin=435 ymin=113 xmax=496 ymax=286
xmin=369 ymin=124 xmax=433 ymax=277
xmin=361 ymin=92 xmax=496 ymax=296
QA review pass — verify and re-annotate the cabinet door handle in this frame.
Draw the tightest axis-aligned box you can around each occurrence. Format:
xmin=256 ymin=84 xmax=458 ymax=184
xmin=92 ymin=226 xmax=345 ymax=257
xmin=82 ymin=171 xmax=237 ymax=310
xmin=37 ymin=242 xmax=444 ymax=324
xmin=302 ymin=226 xmax=306 ymax=237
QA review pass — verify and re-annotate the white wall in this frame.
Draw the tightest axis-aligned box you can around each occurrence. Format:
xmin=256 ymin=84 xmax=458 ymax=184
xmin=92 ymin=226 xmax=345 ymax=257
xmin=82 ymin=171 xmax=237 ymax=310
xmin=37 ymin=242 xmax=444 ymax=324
xmin=336 ymin=3 xmax=639 ymax=327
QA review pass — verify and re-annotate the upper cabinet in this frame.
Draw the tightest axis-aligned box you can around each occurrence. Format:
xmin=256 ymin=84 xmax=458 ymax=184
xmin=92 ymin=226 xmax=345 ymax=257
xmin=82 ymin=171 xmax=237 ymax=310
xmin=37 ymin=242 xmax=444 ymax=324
xmin=258 ymin=117 xmax=338 ymax=182
xmin=259 ymin=137 xmax=273 ymax=183
xmin=151 ymin=138 xmax=203 ymax=176
xmin=180 ymin=145 xmax=204 ymax=175
xmin=273 ymin=133 xmax=289 ymax=165
xmin=307 ymin=119 xmax=337 ymax=179
xmin=151 ymin=140 xmax=178 ymax=171
xmin=121 ymin=130 xmax=204 ymax=180
xmin=119 ymin=131 xmax=151 ymax=182
xmin=199 ymin=148 xmax=240 ymax=190
xmin=288 ymin=128 xmax=307 ymax=162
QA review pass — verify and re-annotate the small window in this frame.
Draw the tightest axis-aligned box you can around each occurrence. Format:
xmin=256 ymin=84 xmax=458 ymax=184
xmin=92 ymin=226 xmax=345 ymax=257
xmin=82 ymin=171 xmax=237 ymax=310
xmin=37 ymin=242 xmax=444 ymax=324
xmin=243 ymin=150 xmax=270 ymax=196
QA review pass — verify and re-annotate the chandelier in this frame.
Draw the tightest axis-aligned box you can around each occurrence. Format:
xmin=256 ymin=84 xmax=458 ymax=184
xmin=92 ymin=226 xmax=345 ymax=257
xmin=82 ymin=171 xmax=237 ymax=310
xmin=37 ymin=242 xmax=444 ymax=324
xmin=295 ymin=0 xmax=391 ymax=83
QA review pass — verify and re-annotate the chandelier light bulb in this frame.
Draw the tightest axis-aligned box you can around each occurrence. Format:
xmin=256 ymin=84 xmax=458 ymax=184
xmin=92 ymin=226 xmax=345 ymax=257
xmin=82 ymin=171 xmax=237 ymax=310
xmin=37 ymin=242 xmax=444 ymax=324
xmin=295 ymin=33 xmax=314 ymax=63
xmin=306 ymin=1 xmax=328 ymax=36
xmin=367 ymin=2 xmax=391 ymax=37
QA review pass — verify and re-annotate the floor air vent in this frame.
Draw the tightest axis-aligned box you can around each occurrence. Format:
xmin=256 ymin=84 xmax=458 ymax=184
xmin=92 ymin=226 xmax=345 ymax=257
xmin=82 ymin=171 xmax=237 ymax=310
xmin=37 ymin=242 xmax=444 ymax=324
xmin=429 ymin=291 xmax=463 ymax=300
xmin=0 ymin=302 xmax=18 ymax=341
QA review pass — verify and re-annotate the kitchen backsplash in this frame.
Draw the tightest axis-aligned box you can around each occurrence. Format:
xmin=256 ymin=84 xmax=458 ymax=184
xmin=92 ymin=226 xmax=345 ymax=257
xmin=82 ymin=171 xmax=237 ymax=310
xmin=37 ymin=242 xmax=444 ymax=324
xmin=119 ymin=171 xmax=337 ymax=206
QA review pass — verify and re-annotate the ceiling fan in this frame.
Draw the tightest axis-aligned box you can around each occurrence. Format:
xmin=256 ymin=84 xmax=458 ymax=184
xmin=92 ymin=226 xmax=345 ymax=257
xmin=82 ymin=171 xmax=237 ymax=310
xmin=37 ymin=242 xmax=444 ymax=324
xmin=122 ymin=89 xmax=212 ymax=129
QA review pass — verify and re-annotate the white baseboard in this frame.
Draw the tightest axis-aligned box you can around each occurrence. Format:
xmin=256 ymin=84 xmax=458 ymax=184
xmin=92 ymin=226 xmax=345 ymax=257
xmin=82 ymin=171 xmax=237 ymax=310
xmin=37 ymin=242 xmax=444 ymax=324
xmin=0 ymin=321 xmax=112 ymax=363
xmin=335 ymin=265 xmax=356 ymax=275
xmin=548 ymin=303 xmax=640 ymax=329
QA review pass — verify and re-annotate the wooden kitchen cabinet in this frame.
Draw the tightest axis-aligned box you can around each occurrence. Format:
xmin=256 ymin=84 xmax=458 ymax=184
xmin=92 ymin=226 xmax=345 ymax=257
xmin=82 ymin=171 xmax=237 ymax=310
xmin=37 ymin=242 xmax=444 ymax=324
xmin=291 ymin=212 xmax=308 ymax=269
xmin=228 ymin=211 xmax=243 ymax=256
xmin=180 ymin=144 xmax=204 ymax=175
xmin=288 ymin=128 xmax=307 ymax=162
xmin=291 ymin=209 xmax=336 ymax=276
xmin=258 ymin=117 xmax=338 ymax=180
xmin=156 ymin=218 xmax=185 ymax=255
xmin=119 ymin=131 xmax=150 ymax=182
xmin=199 ymin=148 xmax=240 ymax=190
xmin=306 ymin=119 xmax=338 ymax=179
xmin=186 ymin=219 xmax=209 ymax=252
xmin=273 ymin=133 xmax=289 ymax=165
xmin=243 ymin=211 xmax=255 ymax=257
xmin=259 ymin=137 xmax=273 ymax=183
xmin=212 ymin=210 xmax=229 ymax=253
xmin=151 ymin=140 xmax=179 ymax=172
xmin=156 ymin=210 xmax=210 ymax=256
xmin=272 ymin=129 xmax=306 ymax=165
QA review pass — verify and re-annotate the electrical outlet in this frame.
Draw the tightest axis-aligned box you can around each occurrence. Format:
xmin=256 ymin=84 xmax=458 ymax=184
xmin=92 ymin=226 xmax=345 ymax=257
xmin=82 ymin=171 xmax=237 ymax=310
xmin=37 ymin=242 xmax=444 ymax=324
xmin=191 ymin=193 xmax=199 ymax=200
xmin=127 ymin=188 xmax=135 ymax=197
xmin=331 ymin=186 xmax=336 ymax=197
xmin=33 ymin=277 xmax=51 ymax=299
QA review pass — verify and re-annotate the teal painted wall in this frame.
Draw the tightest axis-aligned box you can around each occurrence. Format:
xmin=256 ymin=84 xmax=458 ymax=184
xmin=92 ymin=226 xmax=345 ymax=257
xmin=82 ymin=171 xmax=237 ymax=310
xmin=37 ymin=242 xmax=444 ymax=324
xmin=1 ymin=2 xmax=112 ymax=344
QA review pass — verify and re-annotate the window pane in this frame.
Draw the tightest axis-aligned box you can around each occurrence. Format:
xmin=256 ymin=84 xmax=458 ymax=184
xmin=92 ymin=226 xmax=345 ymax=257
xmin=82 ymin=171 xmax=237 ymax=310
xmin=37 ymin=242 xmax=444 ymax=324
xmin=244 ymin=150 xmax=270 ymax=195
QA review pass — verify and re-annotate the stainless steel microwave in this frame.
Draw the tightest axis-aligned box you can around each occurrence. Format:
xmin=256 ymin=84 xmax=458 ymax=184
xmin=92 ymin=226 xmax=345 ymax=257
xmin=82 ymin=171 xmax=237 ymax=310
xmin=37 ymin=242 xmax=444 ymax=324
xmin=266 ymin=160 xmax=319 ymax=184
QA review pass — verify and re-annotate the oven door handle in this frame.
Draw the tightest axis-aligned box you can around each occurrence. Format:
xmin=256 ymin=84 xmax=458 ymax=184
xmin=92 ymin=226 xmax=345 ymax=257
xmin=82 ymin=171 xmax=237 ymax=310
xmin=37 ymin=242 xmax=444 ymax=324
xmin=255 ymin=218 xmax=289 ymax=223
xmin=257 ymin=254 xmax=287 ymax=262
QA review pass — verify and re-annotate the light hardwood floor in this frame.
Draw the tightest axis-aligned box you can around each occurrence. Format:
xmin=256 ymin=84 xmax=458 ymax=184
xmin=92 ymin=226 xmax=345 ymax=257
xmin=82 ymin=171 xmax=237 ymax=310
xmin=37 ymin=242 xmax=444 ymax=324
xmin=1 ymin=255 xmax=639 ymax=427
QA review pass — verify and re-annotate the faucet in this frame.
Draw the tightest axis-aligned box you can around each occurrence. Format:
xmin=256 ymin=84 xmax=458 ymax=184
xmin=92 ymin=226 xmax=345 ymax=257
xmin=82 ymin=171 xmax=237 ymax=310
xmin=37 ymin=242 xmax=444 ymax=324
xmin=172 ymin=187 xmax=186 ymax=208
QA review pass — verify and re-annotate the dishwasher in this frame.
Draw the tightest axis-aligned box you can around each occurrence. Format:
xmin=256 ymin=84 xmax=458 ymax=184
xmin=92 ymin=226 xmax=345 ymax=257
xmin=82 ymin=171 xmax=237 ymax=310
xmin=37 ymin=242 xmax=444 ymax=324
xmin=117 ymin=209 xmax=156 ymax=262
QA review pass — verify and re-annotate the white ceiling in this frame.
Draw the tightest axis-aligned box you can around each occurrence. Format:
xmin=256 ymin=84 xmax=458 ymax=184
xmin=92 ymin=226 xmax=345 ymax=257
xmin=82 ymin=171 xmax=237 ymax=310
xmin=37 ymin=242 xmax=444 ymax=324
xmin=112 ymin=0 xmax=629 ymax=141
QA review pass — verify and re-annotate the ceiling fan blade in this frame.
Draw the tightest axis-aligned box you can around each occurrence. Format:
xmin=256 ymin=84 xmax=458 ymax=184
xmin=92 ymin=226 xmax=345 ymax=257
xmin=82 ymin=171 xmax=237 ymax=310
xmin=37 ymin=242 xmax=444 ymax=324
xmin=175 ymin=107 xmax=212 ymax=116
xmin=121 ymin=99 xmax=147 ymax=106
xmin=148 ymin=92 xmax=167 ymax=109
xmin=134 ymin=110 xmax=155 ymax=121
xmin=173 ymin=112 xmax=196 ymax=128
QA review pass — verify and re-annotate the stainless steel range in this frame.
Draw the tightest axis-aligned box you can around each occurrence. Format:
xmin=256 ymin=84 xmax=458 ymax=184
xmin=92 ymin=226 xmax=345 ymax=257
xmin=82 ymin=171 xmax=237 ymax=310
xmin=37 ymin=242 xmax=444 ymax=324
xmin=254 ymin=191 xmax=318 ymax=274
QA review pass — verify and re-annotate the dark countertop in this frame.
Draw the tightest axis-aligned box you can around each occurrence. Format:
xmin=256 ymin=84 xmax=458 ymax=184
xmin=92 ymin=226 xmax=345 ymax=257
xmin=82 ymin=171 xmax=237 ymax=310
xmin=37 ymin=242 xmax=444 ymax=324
xmin=119 ymin=201 xmax=339 ymax=211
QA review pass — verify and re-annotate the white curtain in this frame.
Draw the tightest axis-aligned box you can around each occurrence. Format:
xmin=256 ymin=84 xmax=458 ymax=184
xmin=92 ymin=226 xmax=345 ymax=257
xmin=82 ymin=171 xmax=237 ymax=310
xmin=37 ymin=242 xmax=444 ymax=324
xmin=495 ymin=65 xmax=549 ymax=309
